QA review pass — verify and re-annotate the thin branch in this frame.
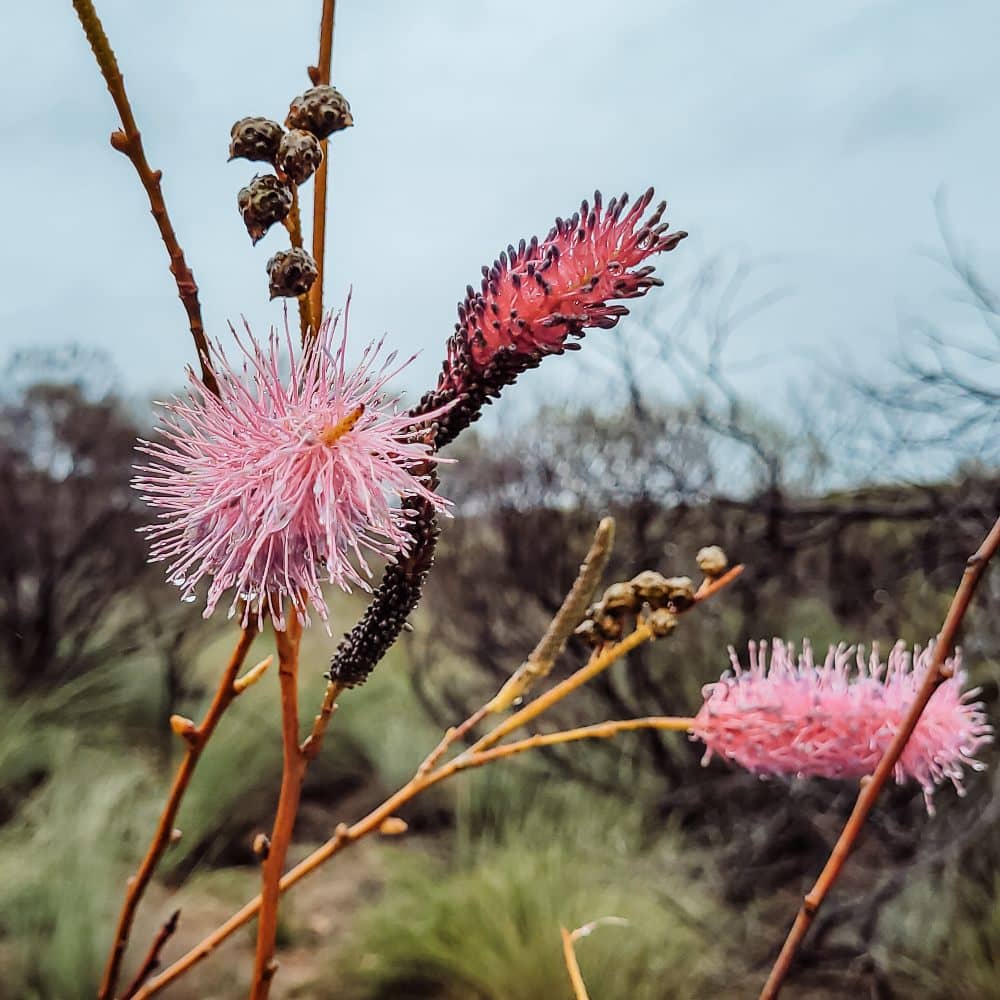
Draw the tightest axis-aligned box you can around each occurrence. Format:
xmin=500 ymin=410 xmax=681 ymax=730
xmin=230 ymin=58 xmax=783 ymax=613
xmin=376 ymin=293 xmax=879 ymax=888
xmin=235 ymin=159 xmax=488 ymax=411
xmin=282 ymin=187 xmax=314 ymax=342
xmin=307 ymin=0 xmax=337 ymax=337
xmin=98 ymin=625 xmax=258 ymax=1000
xmin=759 ymin=513 xmax=1000 ymax=1000
xmin=561 ymin=926 xmax=591 ymax=1000
xmin=71 ymin=0 xmax=218 ymax=397
xmin=487 ymin=517 xmax=616 ymax=713
xmin=250 ymin=610 xmax=305 ymax=1000
xmin=301 ymin=678 xmax=345 ymax=759
xmin=121 ymin=910 xmax=180 ymax=1000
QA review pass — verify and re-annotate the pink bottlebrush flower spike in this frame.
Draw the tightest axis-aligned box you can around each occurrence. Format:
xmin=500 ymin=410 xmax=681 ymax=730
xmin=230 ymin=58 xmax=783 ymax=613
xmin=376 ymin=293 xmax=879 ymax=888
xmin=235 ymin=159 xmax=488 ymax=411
xmin=692 ymin=640 xmax=992 ymax=812
xmin=133 ymin=307 xmax=449 ymax=630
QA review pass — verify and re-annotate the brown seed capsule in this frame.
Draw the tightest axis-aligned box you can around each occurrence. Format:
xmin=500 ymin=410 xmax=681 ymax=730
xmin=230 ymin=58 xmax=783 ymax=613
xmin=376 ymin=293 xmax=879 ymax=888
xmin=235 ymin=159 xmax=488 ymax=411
xmin=591 ymin=610 xmax=624 ymax=641
xmin=286 ymin=85 xmax=354 ymax=139
xmin=238 ymin=174 xmax=293 ymax=244
xmin=574 ymin=618 xmax=603 ymax=647
xmin=276 ymin=129 xmax=323 ymax=185
xmin=696 ymin=545 xmax=729 ymax=578
xmin=661 ymin=576 xmax=696 ymax=610
xmin=266 ymin=248 xmax=318 ymax=299
xmin=229 ymin=117 xmax=284 ymax=163
xmin=253 ymin=833 xmax=271 ymax=859
xmin=600 ymin=581 xmax=639 ymax=613
xmin=645 ymin=607 xmax=679 ymax=638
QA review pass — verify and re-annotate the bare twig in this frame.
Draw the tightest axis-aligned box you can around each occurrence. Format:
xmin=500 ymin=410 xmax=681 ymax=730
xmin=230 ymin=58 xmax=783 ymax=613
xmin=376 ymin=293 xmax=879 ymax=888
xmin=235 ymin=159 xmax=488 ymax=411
xmin=71 ymin=0 xmax=218 ymax=397
xmin=301 ymin=679 xmax=345 ymax=759
xmin=561 ymin=926 xmax=591 ymax=1000
xmin=98 ymin=625 xmax=258 ymax=1000
xmin=759 ymin=513 xmax=1000 ymax=999
xmin=121 ymin=910 xmax=180 ymax=1000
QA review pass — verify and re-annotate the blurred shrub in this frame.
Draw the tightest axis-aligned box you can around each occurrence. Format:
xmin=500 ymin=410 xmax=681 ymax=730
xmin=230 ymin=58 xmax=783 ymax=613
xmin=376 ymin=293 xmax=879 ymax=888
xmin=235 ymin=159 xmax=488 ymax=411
xmin=326 ymin=781 xmax=737 ymax=1000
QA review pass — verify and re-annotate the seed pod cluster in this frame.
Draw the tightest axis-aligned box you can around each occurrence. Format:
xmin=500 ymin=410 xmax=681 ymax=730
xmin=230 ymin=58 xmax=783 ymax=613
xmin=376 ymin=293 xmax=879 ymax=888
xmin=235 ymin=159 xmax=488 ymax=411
xmin=229 ymin=85 xmax=351 ymax=293
xmin=574 ymin=570 xmax=697 ymax=648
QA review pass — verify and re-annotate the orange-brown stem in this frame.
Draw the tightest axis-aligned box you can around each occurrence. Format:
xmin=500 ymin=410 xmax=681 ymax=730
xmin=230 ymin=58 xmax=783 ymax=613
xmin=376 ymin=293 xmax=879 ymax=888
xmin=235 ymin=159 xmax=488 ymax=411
xmin=282 ymin=187 xmax=314 ymax=343
xmin=249 ymin=611 xmax=305 ymax=999
xmin=561 ymin=926 xmax=591 ymax=1000
xmin=121 ymin=909 xmax=180 ymax=1000
xmin=71 ymin=0 xmax=218 ymax=397
xmin=759 ymin=514 xmax=1000 ymax=1000
xmin=307 ymin=0 xmax=337 ymax=339
xmin=98 ymin=625 xmax=258 ymax=1000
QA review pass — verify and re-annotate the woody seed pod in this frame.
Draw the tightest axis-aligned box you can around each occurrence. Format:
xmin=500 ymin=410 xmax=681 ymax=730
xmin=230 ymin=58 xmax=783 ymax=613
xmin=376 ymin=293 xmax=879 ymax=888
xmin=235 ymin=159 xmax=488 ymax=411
xmin=286 ymin=85 xmax=354 ymax=139
xmin=600 ymin=581 xmax=639 ymax=613
xmin=237 ymin=174 xmax=293 ymax=244
xmin=696 ymin=545 xmax=729 ymax=578
xmin=277 ymin=129 xmax=324 ymax=185
xmin=266 ymin=248 xmax=318 ymax=299
xmin=229 ymin=117 xmax=284 ymax=163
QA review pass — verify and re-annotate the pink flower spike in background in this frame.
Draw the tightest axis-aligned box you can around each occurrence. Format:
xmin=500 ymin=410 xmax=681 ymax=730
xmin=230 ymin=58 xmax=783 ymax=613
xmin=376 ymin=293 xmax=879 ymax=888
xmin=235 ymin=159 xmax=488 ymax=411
xmin=692 ymin=640 xmax=993 ymax=812
xmin=133 ymin=308 xmax=449 ymax=630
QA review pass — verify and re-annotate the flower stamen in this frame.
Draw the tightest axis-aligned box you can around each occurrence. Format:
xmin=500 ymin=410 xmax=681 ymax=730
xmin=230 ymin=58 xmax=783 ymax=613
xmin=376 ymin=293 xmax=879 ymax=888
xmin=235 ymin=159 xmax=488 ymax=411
xmin=320 ymin=404 xmax=365 ymax=445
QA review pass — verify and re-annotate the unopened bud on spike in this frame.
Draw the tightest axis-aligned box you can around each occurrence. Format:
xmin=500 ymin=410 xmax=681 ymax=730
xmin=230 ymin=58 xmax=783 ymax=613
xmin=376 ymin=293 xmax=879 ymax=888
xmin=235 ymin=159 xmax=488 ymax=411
xmin=266 ymin=248 xmax=318 ymax=299
xmin=277 ymin=129 xmax=323 ymax=184
xmin=286 ymin=85 xmax=353 ymax=139
xmin=253 ymin=833 xmax=271 ymax=859
xmin=229 ymin=117 xmax=284 ymax=163
xmin=238 ymin=174 xmax=293 ymax=244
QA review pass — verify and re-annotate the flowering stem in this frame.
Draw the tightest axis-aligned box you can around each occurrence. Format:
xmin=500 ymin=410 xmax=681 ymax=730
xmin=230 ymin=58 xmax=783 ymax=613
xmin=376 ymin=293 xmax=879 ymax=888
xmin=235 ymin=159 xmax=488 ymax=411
xmin=98 ymin=625 xmax=259 ymax=1000
xmin=70 ymin=0 xmax=219 ymax=397
xmin=561 ymin=926 xmax=591 ymax=1000
xmin=307 ymin=0 xmax=337 ymax=339
xmin=132 ymin=567 xmax=741 ymax=998
xmin=759 ymin=513 xmax=1000 ymax=1000
xmin=250 ymin=610 xmax=305 ymax=1000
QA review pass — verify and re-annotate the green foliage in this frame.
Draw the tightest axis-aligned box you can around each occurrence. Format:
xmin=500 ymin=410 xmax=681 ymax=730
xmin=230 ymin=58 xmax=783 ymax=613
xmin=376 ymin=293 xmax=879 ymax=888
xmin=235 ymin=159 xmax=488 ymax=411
xmin=327 ymin=785 xmax=733 ymax=1000
xmin=881 ymin=872 xmax=1000 ymax=999
xmin=0 ymin=748 xmax=157 ymax=999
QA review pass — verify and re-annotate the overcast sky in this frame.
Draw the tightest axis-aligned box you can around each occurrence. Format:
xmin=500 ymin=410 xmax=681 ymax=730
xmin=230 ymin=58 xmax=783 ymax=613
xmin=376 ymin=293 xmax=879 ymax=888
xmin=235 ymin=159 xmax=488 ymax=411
xmin=3 ymin=1 xmax=999 ymax=412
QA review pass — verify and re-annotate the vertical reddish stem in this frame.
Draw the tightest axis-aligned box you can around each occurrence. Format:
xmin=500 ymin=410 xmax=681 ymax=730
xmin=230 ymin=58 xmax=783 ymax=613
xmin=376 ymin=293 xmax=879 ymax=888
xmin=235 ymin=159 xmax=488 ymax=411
xmin=249 ymin=610 xmax=305 ymax=999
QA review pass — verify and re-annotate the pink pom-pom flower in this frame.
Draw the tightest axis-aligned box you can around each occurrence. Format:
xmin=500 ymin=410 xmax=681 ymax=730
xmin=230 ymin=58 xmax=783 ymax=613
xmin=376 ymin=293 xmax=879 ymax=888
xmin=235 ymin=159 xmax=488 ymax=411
xmin=691 ymin=640 xmax=992 ymax=811
xmin=133 ymin=310 xmax=449 ymax=630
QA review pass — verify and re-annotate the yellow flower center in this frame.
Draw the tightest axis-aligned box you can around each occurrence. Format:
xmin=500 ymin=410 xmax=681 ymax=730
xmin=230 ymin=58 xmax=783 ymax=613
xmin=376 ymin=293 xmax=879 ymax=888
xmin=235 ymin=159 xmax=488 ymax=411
xmin=319 ymin=404 xmax=364 ymax=445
